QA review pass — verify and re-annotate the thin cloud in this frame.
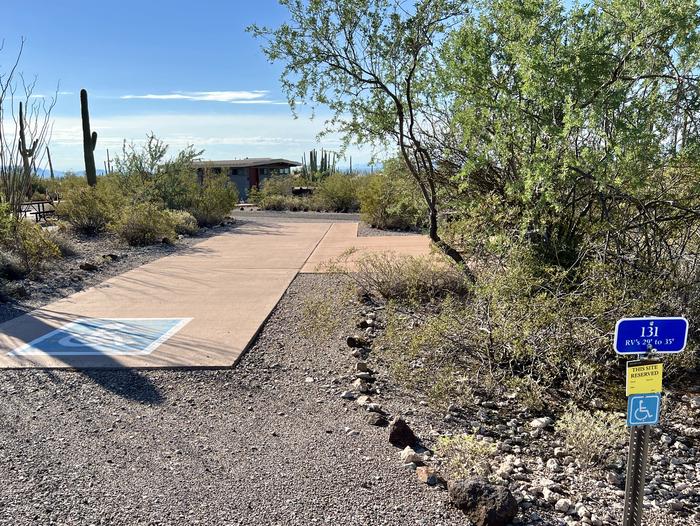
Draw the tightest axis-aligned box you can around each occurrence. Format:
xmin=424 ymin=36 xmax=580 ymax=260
xmin=120 ymin=90 xmax=277 ymax=103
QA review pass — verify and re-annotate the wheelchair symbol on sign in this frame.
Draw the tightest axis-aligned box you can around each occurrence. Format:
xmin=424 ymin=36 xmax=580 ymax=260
xmin=634 ymin=401 xmax=653 ymax=421
xmin=627 ymin=394 xmax=660 ymax=427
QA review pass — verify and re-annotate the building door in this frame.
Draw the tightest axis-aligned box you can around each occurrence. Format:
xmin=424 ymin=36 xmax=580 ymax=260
xmin=249 ymin=167 xmax=259 ymax=189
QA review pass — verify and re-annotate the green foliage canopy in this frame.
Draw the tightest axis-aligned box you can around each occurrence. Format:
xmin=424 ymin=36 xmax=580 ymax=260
xmin=441 ymin=0 xmax=700 ymax=272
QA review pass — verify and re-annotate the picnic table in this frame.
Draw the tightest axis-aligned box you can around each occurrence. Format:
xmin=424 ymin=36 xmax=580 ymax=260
xmin=20 ymin=200 xmax=56 ymax=222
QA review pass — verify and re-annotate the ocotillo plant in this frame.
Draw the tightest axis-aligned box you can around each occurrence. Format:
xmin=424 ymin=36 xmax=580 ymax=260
xmin=80 ymin=89 xmax=98 ymax=187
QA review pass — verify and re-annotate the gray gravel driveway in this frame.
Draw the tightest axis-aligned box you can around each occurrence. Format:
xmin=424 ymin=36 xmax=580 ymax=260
xmin=0 ymin=275 xmax=463 ymax=526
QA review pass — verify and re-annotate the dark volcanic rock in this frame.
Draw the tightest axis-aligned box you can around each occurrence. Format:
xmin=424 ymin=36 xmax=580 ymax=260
xmin=79 ymin=261 xmax=99 ymax=271
xmin=448 ymin=479 xmax=517 ymax=526
xmin=347 ymin=335 xmax=370 ymax=348
xmin=388 ymin=416 xmax=418 ymax=448
xmin=367 ymin=413 xmax=388 ymax=427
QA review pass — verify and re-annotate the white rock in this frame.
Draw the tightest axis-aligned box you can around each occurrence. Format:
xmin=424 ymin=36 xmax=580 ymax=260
xmin=399 ymin=446 xmax=423 ymax=464
xmin=590 ymin=398 xmax=604 ymax=409
xmin=542 ymin=487 xmax=560 ymax=504
xmin=546 ymin=458 xmax=560 ymax=471
xmin=496 ymin=462 xmax=514 ymax=479
xmin=352 ymin=378 xmax=371 ymax=393
xmin=555 ymin=498 xmax=572 ymax=513
xmin=575 ymin=503 xmax=591 ymax=518
xmin=530 ymin=417 xmax=553 ymax=429
xmin=356 ymin=395 xmax=372 ymax=406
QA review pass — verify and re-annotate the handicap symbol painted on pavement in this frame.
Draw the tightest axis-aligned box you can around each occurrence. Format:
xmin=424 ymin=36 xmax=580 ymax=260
xmin=9 ymin=318 xmax=192 ymax=356
xmin=627 ymin=393 xmax=661 ymax=427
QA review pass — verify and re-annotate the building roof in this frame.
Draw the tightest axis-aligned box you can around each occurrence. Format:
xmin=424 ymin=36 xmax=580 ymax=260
xmin=192 ymin=158 xmax=301 ymax=169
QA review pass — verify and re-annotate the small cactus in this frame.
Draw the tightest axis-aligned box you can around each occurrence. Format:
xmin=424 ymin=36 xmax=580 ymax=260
xmin=80 ymin=89 xmax=98 ymax=187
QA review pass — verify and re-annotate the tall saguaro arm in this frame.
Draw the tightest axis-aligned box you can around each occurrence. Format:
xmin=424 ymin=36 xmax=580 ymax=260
xmin=18 ymin=101 xmax=38 ymax=180
xmin=80 ymin=89 xmax=98 ymax=187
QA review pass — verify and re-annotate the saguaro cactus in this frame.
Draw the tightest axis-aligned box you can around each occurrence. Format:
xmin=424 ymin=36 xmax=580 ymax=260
xmin=80 ymin=89 xmax=98 ymax=187
xmin=18 ymin=101 xmax=38 ymax=182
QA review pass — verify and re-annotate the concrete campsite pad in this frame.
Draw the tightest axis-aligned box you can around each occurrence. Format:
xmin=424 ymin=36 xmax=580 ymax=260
xmin=299 ymin=222 xmax=431 ymax=273
xmin=0 ymin=221 xmax=430 ymax=369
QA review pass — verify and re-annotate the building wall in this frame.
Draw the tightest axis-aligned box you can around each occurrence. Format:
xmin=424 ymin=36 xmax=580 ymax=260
xmin=196 ymin=164 xmax=296 ymax=202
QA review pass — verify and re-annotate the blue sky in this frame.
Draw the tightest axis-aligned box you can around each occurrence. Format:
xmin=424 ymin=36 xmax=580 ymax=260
xmin=2 ymin=0 xmax=373 ymax=171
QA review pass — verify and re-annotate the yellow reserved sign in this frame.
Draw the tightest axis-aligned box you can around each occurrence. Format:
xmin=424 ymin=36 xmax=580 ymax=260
xmin=626 ymin=362 xmax=663 ymax=396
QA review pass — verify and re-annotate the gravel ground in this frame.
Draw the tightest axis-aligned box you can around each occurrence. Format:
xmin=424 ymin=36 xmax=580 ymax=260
xmin=0 ymin=274 xmax=466 ymax=526
xmin=0 ymin=222 xmax=239 ymax=324
xmin=1 ymin=223 xmax=696 ymax=525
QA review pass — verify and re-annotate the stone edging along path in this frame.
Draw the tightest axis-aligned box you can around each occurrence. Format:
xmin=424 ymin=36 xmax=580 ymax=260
xmin=0 ymin=221 xmax=429 ymax=369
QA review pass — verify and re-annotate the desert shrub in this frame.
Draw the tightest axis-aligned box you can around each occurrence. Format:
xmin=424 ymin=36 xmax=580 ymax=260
xmin=375 ymin=246 xmax=698 ymax=407
xmin=247 ymin=186 xmax=263 ymax=205
xmin=435 ymin=434 xmax=497 ymax=480
xmin=166 ymin=210 xmax=199 ymax=236
xmin=8 ymin=220 xmax=61 ymax=273
xmin=261 ymin=194 xmax=303 ymax=211
xmin=259 ymin=174 xmax=298 ymax=197
xmin=0 ymin=203 xmax=12 ymax=243
xmin=507 ymin=376 xmax=546 ymax=412
xmin=299 ymin=283 xmax=354 ymax=340
xmin=352 ymin=252 xmax=470 ymax=303
xmin=112 ymin=203 xmax=176 ymax=246
xmin=359 ymin=159 xmax=426 ymax=230
xmin=44 ymin=227 xmax=77 ymax=257
xmin=110 ymin=134 xmax=201 ymax=210
xmin=377 ymin=297 xmax=484 ymax=408
xmin=254 ymin=175 xmax=326 ymax=211
xmin=189 ymin=173 xmax=238 ymax=226
xmin=314 ymin=173 xmax=359 ymax=212
xmin=259 ymin=194 xmax=324 ymax=212
xmin=56 ymin=187 xmax=112 ymax=236
xmin=44 ymin=172 xmax=88 ymax=199
xmin=555 ymin=406 xmax=626 ymax=465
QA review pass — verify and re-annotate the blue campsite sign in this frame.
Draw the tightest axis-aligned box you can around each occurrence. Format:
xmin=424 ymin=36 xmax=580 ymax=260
xmin=614 ymin=317 xmax=688 ymax=355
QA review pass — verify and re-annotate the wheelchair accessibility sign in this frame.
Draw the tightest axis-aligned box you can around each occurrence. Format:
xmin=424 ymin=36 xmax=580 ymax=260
xmin=627 ymin=393 xmax=660 ymax=427
xmin=8 ymin=318 xmax=192 ymax=356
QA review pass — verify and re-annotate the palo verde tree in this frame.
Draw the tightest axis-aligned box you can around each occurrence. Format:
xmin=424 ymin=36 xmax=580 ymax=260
xmin=249 ymin=0 xmax=471 ymax=271
xmin=440 ymin=0 xmax=700 ymax=277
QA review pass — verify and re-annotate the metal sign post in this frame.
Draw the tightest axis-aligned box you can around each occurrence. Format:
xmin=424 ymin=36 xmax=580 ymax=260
xmin=622 ymin=424 xmax=651 ymax=526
